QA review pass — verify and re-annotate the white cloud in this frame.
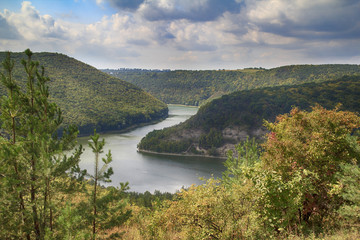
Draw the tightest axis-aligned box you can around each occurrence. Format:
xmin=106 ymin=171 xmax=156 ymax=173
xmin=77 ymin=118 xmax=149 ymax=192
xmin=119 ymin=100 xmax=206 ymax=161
xmin=0 ymin=0 xmax=359 ymax=69
xmin=1 ymin=1 xmax=65 ymax=41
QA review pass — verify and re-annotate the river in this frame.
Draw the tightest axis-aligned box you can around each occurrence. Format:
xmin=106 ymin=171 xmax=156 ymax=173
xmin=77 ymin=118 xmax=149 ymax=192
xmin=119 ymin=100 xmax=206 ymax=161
xmin=78 ymin=105 xmax=226 ymax=193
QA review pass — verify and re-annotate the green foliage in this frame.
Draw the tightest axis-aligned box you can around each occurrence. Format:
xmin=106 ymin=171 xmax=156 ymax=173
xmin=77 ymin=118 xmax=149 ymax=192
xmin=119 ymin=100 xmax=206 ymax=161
xmin=259 ymin=106 xmax=360 ymax=235
xmin=137 ymin=126 xmax=193 ymax=154
xmin=82 ymin=130 xmax=132 ymax=239
xmin=0 ymin=51 xmax=168 ymax=135
xmin=0 ymin=50 xmax=84 ymax=239
xmin=222 ymin=137 xmax=260 ymax=186
xmin=199 ymin=128 xmax=223 ymax=149
xmin=104 ymin=65 xmax=360 ymax=105
xmin=334 ymin=163 xmax=360 ymax=225
xmin=126 ymin=190 xmax=174 ymax=209
xmin=50 ymin=202 xmax=91 ymax=240
xmin=131 ymin=107 xmax=360 ymax=239
xmin=144 ymin=178 xmax=260 ymax=239
xmin=87 ymin=130 xmax=113 ymax=239
xmin=138 ymin=76 xmax=360 ymax=157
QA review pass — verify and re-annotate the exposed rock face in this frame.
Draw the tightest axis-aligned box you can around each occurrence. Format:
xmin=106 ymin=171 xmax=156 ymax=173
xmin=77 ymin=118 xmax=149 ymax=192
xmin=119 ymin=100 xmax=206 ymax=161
xmin=168 ymin=129 xmax=203 ymax=141
xmin=166 ymin=126 xmax=268 ymax=158
xmin=217 ymin=126 xmax=268 ymax=157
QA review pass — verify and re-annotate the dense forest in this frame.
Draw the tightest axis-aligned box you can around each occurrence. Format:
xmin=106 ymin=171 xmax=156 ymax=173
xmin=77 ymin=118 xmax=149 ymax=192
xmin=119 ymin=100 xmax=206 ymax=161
xmin=1 ymin=50 xmax=359 ymax=239
xmin=138 ymin=75 xmax=360 ymax=157
xmin=103 ymin=65 xmax=360 ymax=105
xmin=0 ymin=52 xmax=168 ymax=135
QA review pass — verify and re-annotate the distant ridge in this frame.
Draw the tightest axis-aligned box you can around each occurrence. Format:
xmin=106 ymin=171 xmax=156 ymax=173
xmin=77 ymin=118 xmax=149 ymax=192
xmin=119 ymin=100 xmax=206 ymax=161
xmin=0 ymin=51 xmax=168 ymax=135
xmin=138 ymin=75 xmax=360 ymax=157
xmin=103 ymin=64 xmax=360 ymax=105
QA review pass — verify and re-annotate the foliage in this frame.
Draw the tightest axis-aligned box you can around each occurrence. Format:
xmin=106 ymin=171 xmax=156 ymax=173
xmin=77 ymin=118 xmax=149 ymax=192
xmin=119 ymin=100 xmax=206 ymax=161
xmin=222 ymin=137 xmax=260 ymax=186
xmin=259 ymin=106 xmax=360 ymax=235
xmin=0 ymin=50 xmax=133 ymax=240
xmin=87 ymin=130 xmax=114 ymax=239
xmin=51 ymin=202 xmax=90 ymax=240
xmin=104 ymin=65 xmax=360 ymax=105
xmin=0 ymin=51 xmax=168 ymax=135
xmin=137 ymin=126 xmax=193 ymax=154
xmin=138 ymin=75 xmax=360 ymax=156
xmin=126 ymin=190 xmax=174 ymax=209
xmin=334 ymin=163 xmax=360 ymax=226
xmin=0 ymin=50 xmax=84 ymax=239
xmin=126 ymin=106 xmax=360 ymax=239
xmin=199 ymin=128 xmax=223 ymax=149
xmin=143 ymin=179 xmax=260 ymax=240
xmin=80 ymin=130 xmax=132 ymax=239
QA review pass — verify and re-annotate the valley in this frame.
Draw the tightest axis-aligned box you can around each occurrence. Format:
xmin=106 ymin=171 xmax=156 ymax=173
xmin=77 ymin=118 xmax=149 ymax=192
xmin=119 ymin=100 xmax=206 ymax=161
xmin=0 ymin=52 xmax=168 ymax=135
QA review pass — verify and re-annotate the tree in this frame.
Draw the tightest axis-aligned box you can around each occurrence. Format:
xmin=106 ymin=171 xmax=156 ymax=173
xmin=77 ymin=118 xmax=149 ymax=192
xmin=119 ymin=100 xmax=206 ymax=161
xmin=222 ymin=137 xmax=260 ymax=186
xmin=0 ymin=50 xmax=83 ymax=239
xmin=261 ymin=105 xmax=360 ymax=229
xmin=87 ymin=130 xmax=114 ymax=239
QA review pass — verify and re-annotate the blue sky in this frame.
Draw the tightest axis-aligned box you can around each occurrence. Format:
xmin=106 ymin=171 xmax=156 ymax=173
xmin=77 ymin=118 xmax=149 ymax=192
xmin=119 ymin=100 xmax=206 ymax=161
xmin=0 ymin=0 xmax=360 ymax=69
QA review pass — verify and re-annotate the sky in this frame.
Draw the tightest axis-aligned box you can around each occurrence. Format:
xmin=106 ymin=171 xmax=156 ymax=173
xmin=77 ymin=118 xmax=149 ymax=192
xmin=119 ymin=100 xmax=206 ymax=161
xmin=0 ymin=0 xmax=360 ymax=70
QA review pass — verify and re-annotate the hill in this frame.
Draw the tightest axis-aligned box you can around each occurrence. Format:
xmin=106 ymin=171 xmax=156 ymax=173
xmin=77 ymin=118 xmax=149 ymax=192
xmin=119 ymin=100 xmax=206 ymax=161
xmin=102 ymin=65 xmax=360 ymax=105
xmin=0 ymin=52 xmax=168 ymax=135
xmin=138 ymin=75 xmax=360 ymax=157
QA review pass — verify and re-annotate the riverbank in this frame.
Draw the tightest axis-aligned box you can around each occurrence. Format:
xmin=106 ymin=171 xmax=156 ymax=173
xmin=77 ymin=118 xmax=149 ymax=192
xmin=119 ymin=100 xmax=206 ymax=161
xmin=77 ymin=114 xmax=169 ymax=137
xmin=78 ymin=104 xmax=225 ymax=193
xmin=77 ymin=104 xmax=197 ymax=137
xmin=138 ymin=149 xmax=227 ymax=160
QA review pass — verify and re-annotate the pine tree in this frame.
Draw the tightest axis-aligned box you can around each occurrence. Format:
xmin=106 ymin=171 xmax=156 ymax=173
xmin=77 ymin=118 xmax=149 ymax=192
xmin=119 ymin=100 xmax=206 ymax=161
xmin=0 ymin=50 xmax=84 ymax=239
xmin=87 ymin=130 xmax=114 ymax=239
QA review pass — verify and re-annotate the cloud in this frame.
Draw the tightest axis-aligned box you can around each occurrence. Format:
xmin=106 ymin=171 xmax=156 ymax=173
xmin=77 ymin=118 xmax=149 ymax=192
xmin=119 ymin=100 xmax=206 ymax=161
xmin=0 ymin=13 xmax=21 ymax=39
xmin=246 ymin=0 xmax=360 ymax=40
xmin=106 ymin=0 xmax=242 ymax=22
xmin=107 ymin=0 xmax=145 ymax=11
xmin=0 ymin=0 xmax=359 ymax=70
xmin=1 ymin=1 xmax=66 ymax=41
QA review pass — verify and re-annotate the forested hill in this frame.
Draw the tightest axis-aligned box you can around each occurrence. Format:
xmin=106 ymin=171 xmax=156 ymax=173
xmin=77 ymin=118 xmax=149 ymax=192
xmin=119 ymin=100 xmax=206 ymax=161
xmin=138 ymin=75 xmax=360 ymax=157
xmin=0 ymin=52 xmax=168 ymax=135
xmin=102 ymin=65 xmax=360 ymax=105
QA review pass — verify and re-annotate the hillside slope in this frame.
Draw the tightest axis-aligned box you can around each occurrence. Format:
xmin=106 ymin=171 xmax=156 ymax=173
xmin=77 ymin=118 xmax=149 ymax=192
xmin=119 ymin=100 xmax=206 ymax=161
xmin=103 ymin=65 xmax=360 ymax=105
xmin=138 ymin=75 xmax=360 ymax=157
xmin=0 ymin=52 xmax=168 ymax=134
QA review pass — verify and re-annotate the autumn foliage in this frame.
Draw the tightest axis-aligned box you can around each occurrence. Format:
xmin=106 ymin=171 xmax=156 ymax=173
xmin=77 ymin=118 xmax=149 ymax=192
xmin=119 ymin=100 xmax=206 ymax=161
xmin=125 ymin=106 xmax=360 ymax=239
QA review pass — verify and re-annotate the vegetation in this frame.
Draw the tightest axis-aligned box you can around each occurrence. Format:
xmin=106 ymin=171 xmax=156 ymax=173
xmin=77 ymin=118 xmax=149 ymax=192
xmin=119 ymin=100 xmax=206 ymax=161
xmin=87 ymin=130 xmax=114 ymax=239
xmin=122 ymin=106 xmax=360 ymax=239
xmin=0 ymin=51 xmax=168 ymax=135
xmin=138 ymin=75 xmax=360 ymax=156
xmin=103 ymin=65 xmax=360 ymax=105
xmin=0 ymin=50 xmax=131 ymax=239
xmin=0 ymin=50 xmax=85 ymax=239
xmin=1 ymin=51 xmax=359 ymax=239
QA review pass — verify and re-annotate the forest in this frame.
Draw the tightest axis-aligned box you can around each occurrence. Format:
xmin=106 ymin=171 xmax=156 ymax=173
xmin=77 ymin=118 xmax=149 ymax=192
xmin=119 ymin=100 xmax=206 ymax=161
xmin=138 ymin=75 xmax=360 ymax=157
xmin=0 ymin=50 xmax=359 ymax=239
xmin=103 ymin=65 xmax=360 ymax=105
xmin=0 ymin=51 xmax=168 ymax=135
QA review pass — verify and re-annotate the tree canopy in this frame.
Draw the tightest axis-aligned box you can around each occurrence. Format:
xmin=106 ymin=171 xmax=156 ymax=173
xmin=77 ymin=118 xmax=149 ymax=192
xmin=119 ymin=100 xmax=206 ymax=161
xmin=0 ymin=52 xmax=168 ymax=135
xmin=138 ymin=75 xmax=360 ymax=157
xmin=104 ymin=65 xmax=360 ymax=105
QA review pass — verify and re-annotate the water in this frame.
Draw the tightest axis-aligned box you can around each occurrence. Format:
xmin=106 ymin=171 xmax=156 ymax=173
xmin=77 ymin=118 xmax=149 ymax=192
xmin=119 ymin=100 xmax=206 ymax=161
xmin=78 ymin=105 xmax=226 ymax=193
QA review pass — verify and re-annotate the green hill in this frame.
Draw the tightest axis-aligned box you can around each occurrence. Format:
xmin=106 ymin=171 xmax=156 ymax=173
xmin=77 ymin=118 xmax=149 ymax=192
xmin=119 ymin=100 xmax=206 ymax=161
xmin=103 ymin=65 xmax=360 ymax=105
xmin=0 ymin=52 xmax=168 ymax=135
xmin=138 ymin=75 xmax=360 ymax=157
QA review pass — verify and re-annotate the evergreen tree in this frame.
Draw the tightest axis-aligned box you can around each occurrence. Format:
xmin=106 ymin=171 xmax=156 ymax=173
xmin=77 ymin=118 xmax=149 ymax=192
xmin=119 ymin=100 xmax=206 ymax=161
xmin=0 ymin=50 xmax=83 ymax=239
xmin=87 ymin=130 xmax=113 ymax=239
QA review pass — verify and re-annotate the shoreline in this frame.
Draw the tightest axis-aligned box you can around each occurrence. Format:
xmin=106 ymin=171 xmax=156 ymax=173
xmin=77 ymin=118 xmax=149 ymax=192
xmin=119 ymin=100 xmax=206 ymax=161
xmin=138 ymin=149 xmax=227 ymax=160
xmin=77 ymin=104 xmax=197 ymax=138
xmin=77 ymin=115 xmax=168 ymax=138
xmin=167 ymin=103 xmax=199 ymax=108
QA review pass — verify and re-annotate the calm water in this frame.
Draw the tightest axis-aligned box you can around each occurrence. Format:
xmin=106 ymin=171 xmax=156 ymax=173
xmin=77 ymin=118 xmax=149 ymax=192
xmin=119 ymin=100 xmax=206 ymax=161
xmin=78 ymin=105 xmax=226 ymax=193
